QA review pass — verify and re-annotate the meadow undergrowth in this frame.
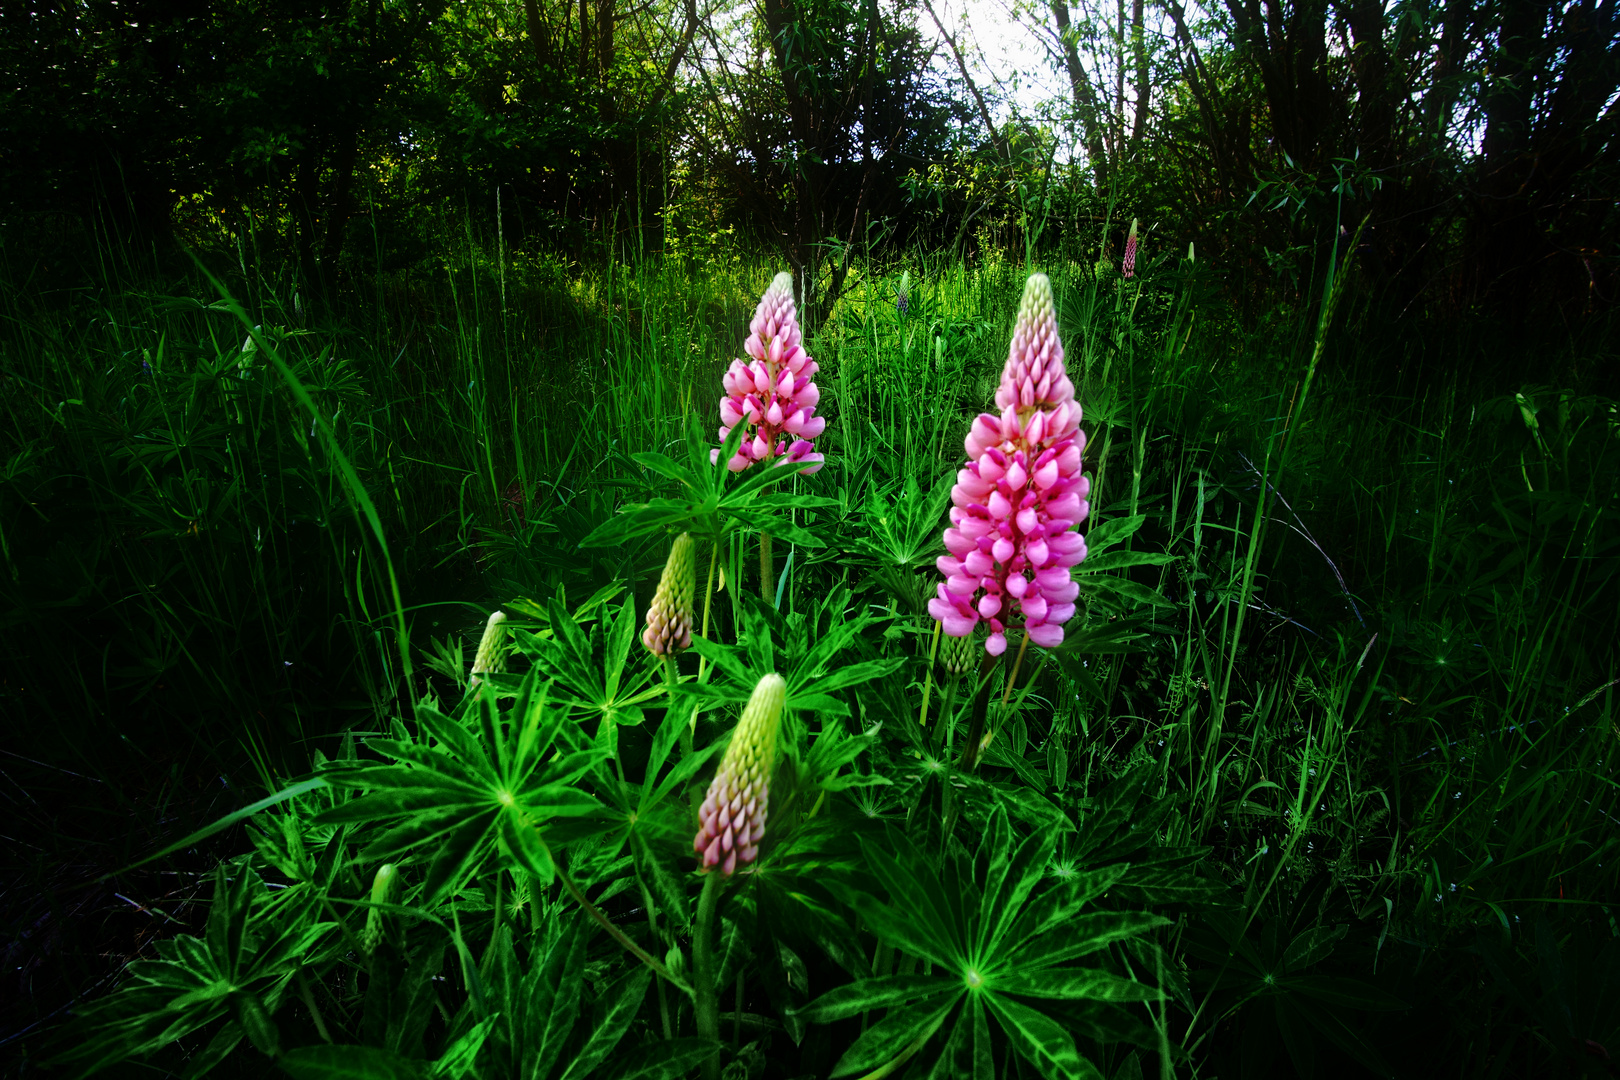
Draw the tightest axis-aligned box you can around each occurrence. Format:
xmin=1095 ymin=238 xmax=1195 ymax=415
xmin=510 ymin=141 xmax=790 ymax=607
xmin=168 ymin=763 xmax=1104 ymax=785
xmin=2 ymin=226 xmax=1617 ymax=1079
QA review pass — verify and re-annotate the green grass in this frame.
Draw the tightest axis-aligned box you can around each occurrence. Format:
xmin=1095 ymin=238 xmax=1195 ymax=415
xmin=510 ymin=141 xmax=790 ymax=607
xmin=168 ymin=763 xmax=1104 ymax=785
xmin=3 ymin=225 xmax=1617 ymax=1078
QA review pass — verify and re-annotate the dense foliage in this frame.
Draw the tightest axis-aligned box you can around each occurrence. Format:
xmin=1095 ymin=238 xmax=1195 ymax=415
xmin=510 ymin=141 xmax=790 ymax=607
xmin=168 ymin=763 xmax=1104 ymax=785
xmin=2 ymin=0 xmax=1618 ymax=1072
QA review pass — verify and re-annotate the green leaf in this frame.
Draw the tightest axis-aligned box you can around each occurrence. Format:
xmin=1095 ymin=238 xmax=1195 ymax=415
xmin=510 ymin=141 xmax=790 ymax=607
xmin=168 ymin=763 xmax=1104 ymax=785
xmin=1076 ymin=550 xmax=1178 ymax=574
xmin=499 ymin=812 xmax=556 ymax=888
xmin=421 ymin=811 xmax=497 ymax=906
xmin=1001 ymin=867 xmax=1129 ymax=952
xmin=630 ymin=451 xmax=692 ymax=486
xmin=1004 ymin=910 xmax=1171 ymax=970
xmin=431 ymin=1014 xmax=500 ymax=1079
xmin=984 ymin=992 xmax=1103 ymax=1080
xmin=992 ymin=967 xmax=1160 ymax=1002
xmin=1079 ymin=576 xmax=1175 ymax=608
xmin=558 ymin=966 xmax=652 ymax=1080
xmin=279 ymin=1044 xmax=428 ymax=1080
xmin=594 ymin=1037 xmax=722 ymax=1080
xmin=1281 ymin=924 xmax=1348 ymax=972
xmin=797 ymin=974 xmax=960 ymax=1023
xmin=1282 ymin=975 xmax=1405 ymax=1011
xmin=1083 ymin=515 xmax=1147 ymax=554
xmin=829 ymin=993 xmax=959 ymax=1077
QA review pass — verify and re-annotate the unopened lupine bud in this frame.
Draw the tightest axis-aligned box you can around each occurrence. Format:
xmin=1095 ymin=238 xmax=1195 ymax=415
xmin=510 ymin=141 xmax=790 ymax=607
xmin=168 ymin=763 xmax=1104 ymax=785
xmin=470 ymin=611 xmax=507 ymax=685
xmin=643 ymin=533 xmax=697 ymax=656
xmin=713 ymin=274 xmax=825 ymax=475
xmin=929 ymin=274 xmax=1089 ymax=656
xmin=361 ymin=863 xmax=401 ymax=954
xmin=941 ymin=628 xmax=979 ymax=677
xmin=693 ymin=674 xmax=787 ymax=875
xmin=1123 ymin=219 xmax=1139 ymax=279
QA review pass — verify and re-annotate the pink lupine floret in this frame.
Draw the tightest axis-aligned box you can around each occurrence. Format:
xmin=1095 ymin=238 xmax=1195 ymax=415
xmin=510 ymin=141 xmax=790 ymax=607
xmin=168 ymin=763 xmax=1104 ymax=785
xmin=714 ymin=273 xmax=825 ymax=474
xmin=693 ymin=673 xmax=786 ymax=876
xmin=1123 ymin=218 xmax=1139 ymax=279
xmin=928 ymin=274 xmax=1090 ymax=656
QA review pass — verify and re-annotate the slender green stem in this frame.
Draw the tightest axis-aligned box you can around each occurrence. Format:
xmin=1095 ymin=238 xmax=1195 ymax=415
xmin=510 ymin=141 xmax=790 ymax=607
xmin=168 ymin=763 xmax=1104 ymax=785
xmin=759 ymin=532 xmax=774 ymax=602
xmin=694 ymin=872 xmax=725 ymax=1080
xmin=1001 ymin=631 xmax=1031 ymax=706
xmin=697 ymin=542 xmax=718 ymax=683
xmin=918 ymin=621 xmax=941 ymax=729
xmin=543 ymin=835 xmax=693 ymax=996
xmin=635 ymin=869 xmax=674 ymax=1039
xmin=932 ymin=677 xmax=959 ymax=750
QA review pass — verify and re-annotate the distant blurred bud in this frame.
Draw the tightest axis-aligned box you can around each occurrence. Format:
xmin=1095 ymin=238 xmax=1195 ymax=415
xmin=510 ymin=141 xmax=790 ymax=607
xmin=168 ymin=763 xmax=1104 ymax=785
xmin=470 ymin=611 xmax=508 ymax=685
xmin=643 ymin=533 xmax=697 ymax=656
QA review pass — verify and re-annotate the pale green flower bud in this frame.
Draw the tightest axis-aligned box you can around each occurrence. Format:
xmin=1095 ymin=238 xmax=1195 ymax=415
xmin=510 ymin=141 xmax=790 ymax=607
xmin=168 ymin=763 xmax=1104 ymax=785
xmin=693 ymin=674 xmax=786 ymax=875
xmin=361 ymin=863 xmax=401 ymax=954
xmin=470 ymin=611 xmax=507 ymax=685
xmin=643 ymin=534 xmax=697 ymax=656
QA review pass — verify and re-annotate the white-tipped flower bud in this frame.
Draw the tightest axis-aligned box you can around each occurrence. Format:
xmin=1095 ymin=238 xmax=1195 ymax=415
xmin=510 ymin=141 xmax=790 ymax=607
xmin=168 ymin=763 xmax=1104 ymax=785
xmin=361 ymin=863 xmax=401 ymax=954
xmin=693 ymin=674 xmax=787 ymax=875
xmin=643 ymin=534 xmax=697 ymax=656
xmin=471 ymin=611 xmax=507 ymax=685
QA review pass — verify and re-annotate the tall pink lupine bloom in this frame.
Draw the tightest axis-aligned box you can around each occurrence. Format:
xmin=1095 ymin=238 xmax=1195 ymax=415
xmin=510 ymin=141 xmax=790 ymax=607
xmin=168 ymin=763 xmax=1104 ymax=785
xmin=929 ymin=274 xmax=1089 ymax=656
xmin=694 ymin=674 xmax=786 ymax=876
xmin=1122 ymin=218 xmax=1139 ymax=279
xmin=716 ymin=273 xmax=825 ymax=474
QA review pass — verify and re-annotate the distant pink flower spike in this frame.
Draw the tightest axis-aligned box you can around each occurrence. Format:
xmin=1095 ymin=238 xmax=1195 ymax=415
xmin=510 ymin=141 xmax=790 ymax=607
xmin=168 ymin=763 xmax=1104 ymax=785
xmin=1123 ymin=218 xmax=1139 ymax=279
xmin=713 ymin=273 xmax=825 ymax=475
xmin=929 ymin=273 xmax=1089 ymax=654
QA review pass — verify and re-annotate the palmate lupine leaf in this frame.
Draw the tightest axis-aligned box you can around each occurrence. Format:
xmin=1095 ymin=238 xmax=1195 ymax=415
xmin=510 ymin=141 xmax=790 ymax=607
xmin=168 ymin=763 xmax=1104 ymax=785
xmin=517 ymin=593 xmax=666 ymax=728
xmin=579 ymin=420 xmax=833 ymax=549
xmin=562 ymin=696 xmax=723 ymax=924
xmin=800 ymin=807 xmax=1172 ymax=1079
xmin=315 ymin=671 xmax=607 ymax=905
xmin=686 ymin=589 xmax=903 ymax=721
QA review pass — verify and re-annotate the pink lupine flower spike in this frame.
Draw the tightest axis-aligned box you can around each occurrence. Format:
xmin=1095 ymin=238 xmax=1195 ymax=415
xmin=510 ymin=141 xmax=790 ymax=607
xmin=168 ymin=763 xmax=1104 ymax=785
xmin=929 ymin=273 xmax=1090 ymax=657
xmin=715 ymin=273 xmax=825 ymax=475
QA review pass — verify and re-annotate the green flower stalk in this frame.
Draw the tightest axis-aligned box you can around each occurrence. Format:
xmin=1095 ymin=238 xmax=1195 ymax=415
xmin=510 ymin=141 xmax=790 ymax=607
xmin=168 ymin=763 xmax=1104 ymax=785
xmin=693 ymin=673 xmax=786 ymax=876
xmin=643 ymin=533 xmax=697 ymax=656
xmin=361 ymin=863 xmax=401 ymax=954
xmin=470 ymin=611 xmax=507 ymax=685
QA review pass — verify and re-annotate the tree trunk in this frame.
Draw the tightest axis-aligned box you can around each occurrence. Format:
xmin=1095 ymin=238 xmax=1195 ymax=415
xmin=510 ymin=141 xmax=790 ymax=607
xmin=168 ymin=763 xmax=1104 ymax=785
xmin=1048 ymin=0 xmax=1110 ymax=185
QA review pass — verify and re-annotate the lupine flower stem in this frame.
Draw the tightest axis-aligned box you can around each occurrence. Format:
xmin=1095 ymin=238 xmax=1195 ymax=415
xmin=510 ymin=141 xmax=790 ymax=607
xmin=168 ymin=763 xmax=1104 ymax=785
xmin=932 ymin=678 xmax=958 ymax=750
xmin=759 ymin=533 xmax=774 ymax=602
xmin=537 ymin=830 xmax=693 ymax=996
xmin=1001 ymin=632 xmax=1031 ymax=707
xmin=697 ymin=543 xmax=719 ymax=685
xmin=956 ymin=651 xmax=1002 ymax=773
xmin=918 ymin=622 xmax=941 ymax=729
xmin=694 ymin=872 xmax=725 ymax=1080
xmin=633 ymin=869 xmax=674 ymax=1039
